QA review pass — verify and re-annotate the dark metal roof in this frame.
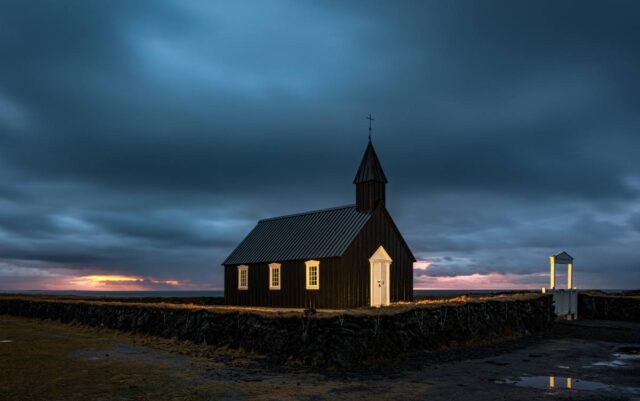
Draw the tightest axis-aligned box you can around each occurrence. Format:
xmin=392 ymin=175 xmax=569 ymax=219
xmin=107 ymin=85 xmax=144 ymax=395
xmin=354 ymin=140 xmax=388 ymax=184
xmin=553 ymin=251 xmax=574 ymax=263
xmin=223 ymin=205 xmax=372 ymax=265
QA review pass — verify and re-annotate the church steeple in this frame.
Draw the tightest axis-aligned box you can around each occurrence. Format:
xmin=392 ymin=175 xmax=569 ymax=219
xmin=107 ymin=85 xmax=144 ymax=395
xmin=354 ymin=139 xmax=387 ymax=212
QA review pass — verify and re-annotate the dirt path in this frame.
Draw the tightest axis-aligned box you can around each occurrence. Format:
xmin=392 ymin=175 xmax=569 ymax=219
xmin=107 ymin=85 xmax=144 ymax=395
xmin=1 ymin=316 xmax=639 ymax=401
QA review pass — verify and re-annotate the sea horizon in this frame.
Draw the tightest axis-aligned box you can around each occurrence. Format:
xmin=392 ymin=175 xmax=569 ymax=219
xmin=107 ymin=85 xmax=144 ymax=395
xmin=0 ymin=288 xmax=629 ymax=298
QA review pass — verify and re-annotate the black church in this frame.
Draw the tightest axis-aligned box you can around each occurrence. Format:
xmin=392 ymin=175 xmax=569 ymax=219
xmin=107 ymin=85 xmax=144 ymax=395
xmin=223 ymin=138 xmax=415 ymax=309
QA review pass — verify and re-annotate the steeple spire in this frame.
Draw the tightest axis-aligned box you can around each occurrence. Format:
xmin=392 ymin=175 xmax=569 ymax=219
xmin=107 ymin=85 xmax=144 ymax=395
xmin=354 ymin=141 xmax=387 ymax=184
xmin=354 ymin=139 xmax=387 ymax=212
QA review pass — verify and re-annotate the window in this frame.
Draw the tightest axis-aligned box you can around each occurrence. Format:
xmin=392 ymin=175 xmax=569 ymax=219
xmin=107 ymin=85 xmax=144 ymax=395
xmin=269 ymin=263 xmax=281 ymax=290
xmin=237 ymin=265 xmax=248 ymax=290
xmin=305 ymin=260 xmax=319 ymax=290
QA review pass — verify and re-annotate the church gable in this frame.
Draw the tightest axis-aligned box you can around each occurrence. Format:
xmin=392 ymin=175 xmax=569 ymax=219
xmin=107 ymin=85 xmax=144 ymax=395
xmin=378 ymin=207 xmax=416 ymax=262
xmin=344 ymin=205 xmax=416 ymax=263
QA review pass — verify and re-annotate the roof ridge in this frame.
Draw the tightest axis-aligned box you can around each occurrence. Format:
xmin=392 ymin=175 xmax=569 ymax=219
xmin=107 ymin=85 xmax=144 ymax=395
xmin=258 ymin=204 xmax=356 ymax=222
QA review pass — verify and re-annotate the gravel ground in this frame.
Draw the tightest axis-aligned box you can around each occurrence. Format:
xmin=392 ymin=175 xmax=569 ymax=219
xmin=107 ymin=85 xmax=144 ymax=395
xmin=1 ymin=316 xmax=639 ymax=401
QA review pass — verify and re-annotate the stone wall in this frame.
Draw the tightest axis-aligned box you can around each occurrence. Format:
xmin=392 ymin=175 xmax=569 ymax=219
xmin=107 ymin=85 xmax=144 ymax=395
xmin=579 ymin=294 xmax=640 ymax=321
xmin=0 ymin=295 xmax=554 ymax=368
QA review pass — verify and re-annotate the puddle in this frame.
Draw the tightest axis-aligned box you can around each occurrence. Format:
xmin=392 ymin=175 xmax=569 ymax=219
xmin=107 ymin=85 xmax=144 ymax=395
xmin=614 ymin=352 xmax=640 ymax=361
xmin=0 ymin=340 xmax=13 ymax=343
xmin=496 ymin=375 xmax=640 ymax=394
xmin=589 ymin=349 xmax=640 ymax=368
xmin=592 ymin=360 xmax=626 ymax=367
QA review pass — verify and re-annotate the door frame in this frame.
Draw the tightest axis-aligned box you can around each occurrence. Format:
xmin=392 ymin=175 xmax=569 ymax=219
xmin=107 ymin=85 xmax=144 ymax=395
xmin=369 ymin=245 xmax=392 ymax=307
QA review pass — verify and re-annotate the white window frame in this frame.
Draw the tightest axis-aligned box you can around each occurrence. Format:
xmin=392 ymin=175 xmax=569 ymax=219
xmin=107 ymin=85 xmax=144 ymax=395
xmin=237 ymin=265 xmax=248 ymax=290
xmin=269 ymin=263 xmax=281 ymax=290
xmin=305 ymin=260 xmax=320 ymax=290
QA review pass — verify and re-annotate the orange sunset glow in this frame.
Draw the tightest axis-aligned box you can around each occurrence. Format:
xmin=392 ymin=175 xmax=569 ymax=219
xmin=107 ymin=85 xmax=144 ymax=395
xmin=67 ymin=275 xmax=182 ymax=290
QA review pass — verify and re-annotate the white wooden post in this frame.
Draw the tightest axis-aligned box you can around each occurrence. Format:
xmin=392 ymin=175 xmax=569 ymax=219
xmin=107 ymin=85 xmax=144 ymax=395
xmin=549 ymin=256 xmax=556 ymax=289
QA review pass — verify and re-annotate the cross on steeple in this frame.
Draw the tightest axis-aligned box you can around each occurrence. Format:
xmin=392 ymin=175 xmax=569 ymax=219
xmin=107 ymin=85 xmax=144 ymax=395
xmin=366 ymin=113 xmax=375 ymax=141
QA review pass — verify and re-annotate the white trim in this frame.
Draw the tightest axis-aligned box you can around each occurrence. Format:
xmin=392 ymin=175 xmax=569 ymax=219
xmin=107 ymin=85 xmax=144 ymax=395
xmin=386 ymin=259 xmax=391 ymax=306
xmin=369 ymin=245 xmax=392 ymax=263
xmin=269 ymin=263 xmax=281 ymax=290
xmin=237 ymin=265 xmax=248 ymax=290
xmin=369 ymin=246 xmax=392 ymax=307
xmin=305 ymin=260 xmax=320 ymax=290
xmin=370 ymin=262 xmax=374 ymax=306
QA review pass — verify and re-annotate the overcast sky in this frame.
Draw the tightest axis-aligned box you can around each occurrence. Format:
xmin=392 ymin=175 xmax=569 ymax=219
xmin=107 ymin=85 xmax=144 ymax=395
xmin=1 ymin=0 xmax=639 ymax=291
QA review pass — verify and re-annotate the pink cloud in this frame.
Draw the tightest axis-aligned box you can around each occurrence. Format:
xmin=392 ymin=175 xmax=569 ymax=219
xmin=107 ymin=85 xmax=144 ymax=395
xmin=414 ymin=272 xmax=549 ymax=290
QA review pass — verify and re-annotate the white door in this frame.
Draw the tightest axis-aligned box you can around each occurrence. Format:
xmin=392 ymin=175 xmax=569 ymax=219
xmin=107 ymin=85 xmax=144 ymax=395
xmin=380 ymin=262 xmax=389 ymax=305
xmin=370 ymin=246 xmax=392 ymax=307
xmin=376 ymin=262 xmax=389 ymax=306
xmin=372 ymin=262 xmax=382 ymax=306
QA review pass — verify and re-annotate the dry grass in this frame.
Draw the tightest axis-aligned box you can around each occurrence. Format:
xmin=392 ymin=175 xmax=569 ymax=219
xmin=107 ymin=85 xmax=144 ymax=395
xmin=337 ymin=292 xmax=545 ymax=317
xmin=0 ymin=292 xmax=546 ymax=318
xmin=579 ymin=290 xmax=640 ymax=300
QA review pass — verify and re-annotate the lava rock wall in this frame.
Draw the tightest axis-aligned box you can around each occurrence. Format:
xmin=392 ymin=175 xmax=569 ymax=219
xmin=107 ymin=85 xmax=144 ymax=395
xmin=579 ymin=294 xmax=640 ymax=321
xmin=0 ymin=296 xmax=554 ymax=368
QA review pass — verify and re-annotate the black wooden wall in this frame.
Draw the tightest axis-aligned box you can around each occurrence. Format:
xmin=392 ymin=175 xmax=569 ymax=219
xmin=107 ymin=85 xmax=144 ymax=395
xmin=356 ymin=181 xmax=386 ymax=212
xmin=223 ymin=206 xmax=414 ymax=309
xmin=224 ymin=258 xmax=334 ymax=309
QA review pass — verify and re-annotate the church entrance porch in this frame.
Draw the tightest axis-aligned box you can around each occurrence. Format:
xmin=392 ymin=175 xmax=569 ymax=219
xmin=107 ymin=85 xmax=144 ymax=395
xmin=370 ymin=245 xmax=392 ymax=307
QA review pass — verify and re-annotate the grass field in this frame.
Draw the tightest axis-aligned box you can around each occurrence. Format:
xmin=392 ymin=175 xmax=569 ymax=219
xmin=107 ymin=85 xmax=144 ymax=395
xmin=2 ymin=311 xmax=639 ymax=401
xmin=0 ymin=316 xmax=245 ymax=401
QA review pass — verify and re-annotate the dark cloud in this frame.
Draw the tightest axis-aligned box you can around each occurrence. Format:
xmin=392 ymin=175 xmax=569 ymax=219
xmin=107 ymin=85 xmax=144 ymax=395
xmin=628 ymin=213 xmax=640 ymax=232
xmin=0 ymin=0 xmax=639 ymax=289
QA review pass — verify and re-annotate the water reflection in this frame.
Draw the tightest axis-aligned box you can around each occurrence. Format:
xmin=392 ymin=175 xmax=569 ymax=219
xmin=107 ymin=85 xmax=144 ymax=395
xmin=497 ymin=375 xmax=640 ymax=394
xmin=547 ymin=376 xmax=573 ymax=389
